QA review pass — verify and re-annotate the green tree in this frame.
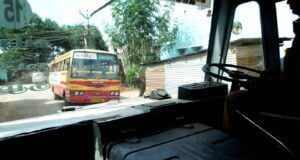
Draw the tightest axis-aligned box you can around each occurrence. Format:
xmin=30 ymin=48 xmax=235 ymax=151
xmin=0 ymin=13 xmax=108 ymax=68
xmin=0 ymin=13 xmax=59 ymax=66
xmin=107 ymin=0 xmax=177 ymax=96
xmin=88 ymin=25 xmax=108 ymax=50
xmin=60 ymin=25 xmax=108 ymax=51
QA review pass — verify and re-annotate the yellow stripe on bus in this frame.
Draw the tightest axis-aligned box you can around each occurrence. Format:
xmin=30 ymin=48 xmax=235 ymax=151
xmin=68 ymin=84 xmax=120 ymax=91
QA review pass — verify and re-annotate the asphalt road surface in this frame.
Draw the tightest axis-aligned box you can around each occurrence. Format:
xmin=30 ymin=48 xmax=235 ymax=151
xmin=0 ymin=88 xmax=63 ymax=123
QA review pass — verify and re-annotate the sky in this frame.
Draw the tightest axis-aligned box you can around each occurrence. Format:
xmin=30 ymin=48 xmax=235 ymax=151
xmin=25 ymin=0 xmax=297 ymax=53
xmin=27 ymin=0 xmax=113 ymax=40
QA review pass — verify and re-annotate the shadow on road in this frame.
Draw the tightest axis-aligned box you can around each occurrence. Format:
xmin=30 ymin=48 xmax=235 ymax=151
xmin=0 ymin=99 xmax=63 ymax=123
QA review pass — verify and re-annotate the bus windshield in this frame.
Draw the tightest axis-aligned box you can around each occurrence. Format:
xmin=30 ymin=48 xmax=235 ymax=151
xmin=71 ymin=52 xmax=119 ymax=79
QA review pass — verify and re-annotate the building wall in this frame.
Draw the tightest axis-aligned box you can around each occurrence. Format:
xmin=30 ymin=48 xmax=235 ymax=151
xmin=145 ymin=52 xmax=207 ymax=97
xmin=164 ymin=53 xmax=206 ymax=96
xmin=160 ymin=3 xmax=212 ymax=60
xmin=227 ymin=43 xmax=263 ymax=77
xmin=0 ymin=69 xmax=8 ymax=82
xmin=234 ymin=45 xmax=264 ymax=71
xmin=145 ymin=64 xmax=165 ymax=96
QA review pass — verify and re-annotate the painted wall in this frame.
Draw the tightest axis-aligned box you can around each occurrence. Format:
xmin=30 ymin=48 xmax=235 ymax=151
xmin=0 ymin=69 xmax=8 ymax=82
xmin=145 ymin=52 xmax=207 ymax=97
xmin=161 ymin=1 xmax=296 ymax=61
xmin=161 ymin=3 xmax=212 ymax=60
xmin=164 ymin=53 xmax=207 ymax=96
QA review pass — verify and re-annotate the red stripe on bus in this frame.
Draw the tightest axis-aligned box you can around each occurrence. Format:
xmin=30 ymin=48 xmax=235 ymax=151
xmin=69 ymin=81 xmax=120 ymax=86
xmin=61 ymin=81 xmax=67 ymax=85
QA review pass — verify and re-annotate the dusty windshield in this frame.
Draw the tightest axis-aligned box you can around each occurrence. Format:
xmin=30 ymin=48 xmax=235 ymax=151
xmin=0 ymin=0 xmax=294 ymax=123
xmin=0 ymin=0 xmax=213 ymax=123
xmin=72 ymin=52 xmax=119 ymax=79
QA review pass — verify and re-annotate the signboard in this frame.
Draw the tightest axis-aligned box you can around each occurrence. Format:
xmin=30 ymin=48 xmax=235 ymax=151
xmin=0 ymin=0 xmax=32 ymax=29
xmin=74 ymin=52 xmax=97 ymax=60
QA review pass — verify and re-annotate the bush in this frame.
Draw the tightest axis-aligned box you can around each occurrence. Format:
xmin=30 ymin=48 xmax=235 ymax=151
xmin=125 ymin=64 xmax=139 ymax=88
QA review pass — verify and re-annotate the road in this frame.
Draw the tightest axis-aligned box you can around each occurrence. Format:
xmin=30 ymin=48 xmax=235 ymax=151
xmin=0 ymin=86 xmax=140 ymax=123
xmin=0 ymin=88 xmax=63 ymax=123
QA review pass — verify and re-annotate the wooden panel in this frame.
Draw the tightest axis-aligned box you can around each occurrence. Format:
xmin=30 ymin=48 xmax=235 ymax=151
xmin=235 ymin=45 xmax=264 ymax=70
xmin=145 ymin=65 xmax=165 ymax=96
xmin=226 ymin=48 xmax=237 ymax=66
xmin=227 ymin=45 xmax=264 ymax=77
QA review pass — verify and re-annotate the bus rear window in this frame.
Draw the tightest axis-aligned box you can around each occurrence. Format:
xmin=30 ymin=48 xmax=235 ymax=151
xmin=72 ymin=52 xmax=119 ymax=79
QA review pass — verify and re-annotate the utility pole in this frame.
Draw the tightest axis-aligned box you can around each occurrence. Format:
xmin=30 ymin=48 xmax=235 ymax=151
xmin=79 ymin=10 xmax=90 ymax=49
xmin=77 ymin=0 xmax=115 ymax=48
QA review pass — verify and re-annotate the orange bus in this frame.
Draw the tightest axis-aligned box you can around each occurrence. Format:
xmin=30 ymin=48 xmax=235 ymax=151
xmin=49 ymin=49 xmax=120 ymax=105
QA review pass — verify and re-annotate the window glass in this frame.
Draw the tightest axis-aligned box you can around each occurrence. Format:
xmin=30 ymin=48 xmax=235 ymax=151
xmin=72 ymin=52 xmax=119 ymax=79
xmin=63 ymin=59 xmax=70 ymax=71
xmin=276 ymin=0 xmax=298 ymax=71
xmin=54 ymin=64 xmax=58 ymax=72
xmin=226 ymin=1 xmax=264 ymax=77
xmin=0 ymin=0 xmax=212 ymax=123
xmin=59 ymin=61 xmax=65 ymax=71
xmin=57 ymin=62 xmax=61 ymax=71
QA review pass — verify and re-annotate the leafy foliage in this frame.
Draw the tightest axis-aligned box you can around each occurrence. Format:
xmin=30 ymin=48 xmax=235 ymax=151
xmin=0 ymin=13 xmax=108 ymax=69
xmin=125 ymin=63 xmax=139 ymax=88
xmin=60 ymin=25 xmax=108 ymax=51
xmin=107 ymin=0 xmax=177 ymax=94
xmin=0 ymin=14 xmax=56 ymax=68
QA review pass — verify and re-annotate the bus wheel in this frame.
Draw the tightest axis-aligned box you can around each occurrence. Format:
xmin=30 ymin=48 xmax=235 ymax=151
xmin=64 ymin=97 xmax=72 ymax=106
xmin=54 ymin=93 xmax=60 ymax=100
xmin=64 ymin=98 xmax=69 ymax=106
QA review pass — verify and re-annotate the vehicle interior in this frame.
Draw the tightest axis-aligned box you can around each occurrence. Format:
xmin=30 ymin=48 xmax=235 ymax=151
xmin=0 ymin=0 xmax=299 ymax=159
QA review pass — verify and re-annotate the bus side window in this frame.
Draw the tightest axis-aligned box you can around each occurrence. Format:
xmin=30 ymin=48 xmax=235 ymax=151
xmin=57 ymin=63 xmax=60 ymax=71
xmin=53 ymin=64 xmax=57 ymax=71
xmin=59 ymin=61 xmax=65 ymax=71
xmin=62 ymin=60 xmax=66 ymax=71
xmin=55 ymin=64 xmax=58 ymax=71
xmin=64 ymin=58 xmax=70 ymax=71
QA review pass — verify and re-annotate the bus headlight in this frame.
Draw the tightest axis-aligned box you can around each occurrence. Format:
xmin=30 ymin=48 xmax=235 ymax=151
xmin=110 ymin=91 xmax=119 ymax=96
xmin=73 ymin=91 xmax=84 ymax=96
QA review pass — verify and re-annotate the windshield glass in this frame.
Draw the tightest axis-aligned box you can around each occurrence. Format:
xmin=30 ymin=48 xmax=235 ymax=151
xmin=2 ymin=1 xmax=300 ymax=160
xmin=0 ymin=0 xmax=295 ymax=124
xmin=72 ymin=52 xmax=119 ymax=79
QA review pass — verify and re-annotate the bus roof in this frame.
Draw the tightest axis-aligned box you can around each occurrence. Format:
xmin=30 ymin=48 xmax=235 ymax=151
xmin=49 ymin=49 xmax=117 ymax=65
xmin=70 ymin=49 xmax=116 ymax=55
